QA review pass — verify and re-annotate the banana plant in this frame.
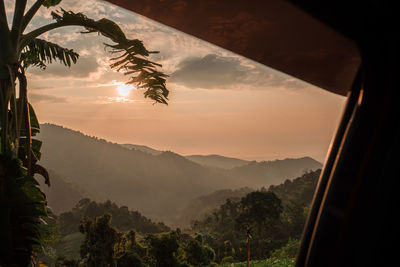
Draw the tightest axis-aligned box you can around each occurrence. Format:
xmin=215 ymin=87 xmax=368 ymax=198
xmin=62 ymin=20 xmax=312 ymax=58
xmin=0 ymin=0 xmax=168 ymax=265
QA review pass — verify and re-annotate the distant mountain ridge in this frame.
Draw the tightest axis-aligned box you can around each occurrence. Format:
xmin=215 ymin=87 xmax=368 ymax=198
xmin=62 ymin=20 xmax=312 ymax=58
xmin=119 ymin=144 xmax=251 ymax=169
xmin=119 ymin=143 xmax=318 ymax=171
xmin=37 ymin=123 xmax=322 ymax=226
xmin=228 ymin=157 xmax=322 ymax=186
xmin=185 ymin=154 xmax=249 ymax=169
xmin=120 ymin=144 xmax=162 ymax=156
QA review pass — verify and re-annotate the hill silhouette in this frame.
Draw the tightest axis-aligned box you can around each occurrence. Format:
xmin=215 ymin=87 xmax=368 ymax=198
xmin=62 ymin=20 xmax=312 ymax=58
xmin=268 ymin=169 xmax=321 ymax=204
xmin=120 ymin=145 xmax=251 ymax=169
xmin=37 ymin=123 xmax=322 ymax=226
xmin=185 ymin=154 xmax=249 ymax=169
xmin=38 ymin=170 xmax=87 ymax=214
xmin=228 ymin=157 xmax=322 ymax=187
xmin=120 ymin=143 xmax=162 ymax=156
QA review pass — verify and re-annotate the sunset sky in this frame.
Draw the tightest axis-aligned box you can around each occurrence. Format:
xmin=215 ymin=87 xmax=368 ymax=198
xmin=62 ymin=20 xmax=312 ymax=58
xmin=6 ymin=0 xmax=346 ymax=162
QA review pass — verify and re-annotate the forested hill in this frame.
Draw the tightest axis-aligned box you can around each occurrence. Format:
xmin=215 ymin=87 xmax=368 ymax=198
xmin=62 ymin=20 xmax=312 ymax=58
xmin=37 ymin=123 xmax=322 ymax=226
xmin=177 ymin=187 xmax=254 ymax=226
xmin=177 ymin=169 xmax=321 ymax=227
xmin=228 ymin=157 xmax=322 ymax=187
xmin=37 ymin=124 xmax=232 ymax=225
xmin=268 ymin=168 xmax=321 ymax=204
xmin=58 ymin=198 xmax=170 ymax=235
xmin=190 ymin=168 xmax=322 ymax=262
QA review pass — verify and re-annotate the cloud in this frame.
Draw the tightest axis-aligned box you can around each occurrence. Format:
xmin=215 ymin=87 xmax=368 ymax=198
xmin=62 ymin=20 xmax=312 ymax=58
xmin=20 ymin=0 xmax=310 ymax=93
xmin=29 ymin=93 xmax=67 ymax=103
xmin=170 ymin=54 xmax=310 ymax=90
xmin=244 ymin=64 xmax=310 ymax=90
xmin=28 ymin=55 xmax=101 ymax=79
xmin=170 ymin=54 xmax=249 ymax=89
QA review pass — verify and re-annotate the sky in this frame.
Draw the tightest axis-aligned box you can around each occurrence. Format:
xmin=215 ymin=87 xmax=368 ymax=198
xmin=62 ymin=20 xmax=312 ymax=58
xmin=6 ymin=0 xmax=346 ymax=162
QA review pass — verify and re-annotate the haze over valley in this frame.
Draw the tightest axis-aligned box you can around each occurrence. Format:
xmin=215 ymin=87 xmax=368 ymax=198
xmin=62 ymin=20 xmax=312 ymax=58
xmin=38 ymin=123 xmax=322 ymax=226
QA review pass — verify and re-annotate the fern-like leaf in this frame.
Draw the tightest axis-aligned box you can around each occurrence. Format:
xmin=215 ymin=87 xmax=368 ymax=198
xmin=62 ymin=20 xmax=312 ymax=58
xmin=20 ymin=38 xmax=79 ymax=69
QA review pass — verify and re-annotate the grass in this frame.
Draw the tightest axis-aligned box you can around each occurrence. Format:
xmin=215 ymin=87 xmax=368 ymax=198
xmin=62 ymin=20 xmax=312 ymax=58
xmin=217 ymin=257 xmax=295 ymax=267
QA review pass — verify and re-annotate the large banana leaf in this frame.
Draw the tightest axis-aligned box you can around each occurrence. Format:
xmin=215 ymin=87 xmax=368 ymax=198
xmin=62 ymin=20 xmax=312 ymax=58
xmin=15 ymin=100 xmax=41 ymax=137
xmin=50 ymin=9 xmax=169 ymax=104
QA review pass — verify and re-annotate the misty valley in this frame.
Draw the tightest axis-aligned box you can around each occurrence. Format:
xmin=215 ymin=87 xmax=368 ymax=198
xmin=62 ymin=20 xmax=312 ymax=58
xmin=37 ymin=124 xmax=322 ymax=266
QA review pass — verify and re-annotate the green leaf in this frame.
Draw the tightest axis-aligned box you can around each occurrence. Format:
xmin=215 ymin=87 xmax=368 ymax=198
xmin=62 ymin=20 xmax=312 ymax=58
xmin=31 ymin=138 xmax=42 ymax=161
xmin=28 ymin=103 xmax=40 ymax=135
xmin=42 ymin=0 xmax=62 ymax=8
xmin=0 ymin=156 xmax=49 ymax=263
xmin=19 ymin=175 xmax=40 ymax=187
xmin=16 ymin=100 xmax=41 ymax=136
xmin=21 ymin=38 xmax=79 ymax=70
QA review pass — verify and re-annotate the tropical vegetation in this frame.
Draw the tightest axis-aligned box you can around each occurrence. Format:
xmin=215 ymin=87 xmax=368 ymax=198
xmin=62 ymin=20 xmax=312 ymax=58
xmin=0 ymin=0 xmax=167 ymax=265
xmin=37 ymin=169 xmax=320 ymax=266
xmin=191 ymin=169 xmax=320 ymax=263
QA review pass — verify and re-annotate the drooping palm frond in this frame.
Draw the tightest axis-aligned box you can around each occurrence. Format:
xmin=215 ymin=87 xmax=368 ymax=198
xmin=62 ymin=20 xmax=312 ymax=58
xmin=49 ymin=9 xmax=169 ymax=104
xmin=20 ymin=38 xmax=79 ymax=69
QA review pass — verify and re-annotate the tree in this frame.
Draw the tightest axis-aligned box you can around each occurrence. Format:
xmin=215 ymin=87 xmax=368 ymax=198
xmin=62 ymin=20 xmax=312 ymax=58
xmin=184 ymin=235 xmax=215 ymax=266
xmin=60 ymin=213 xmax=147 ymax=267
xmin=114 ymin=230 xmax=146 ymax=267
xmin=235 ymin=191 xmax=282 ymax=234
xmin=144 ymin=231 xmax=182 ymax=267
xmin=79 ymin=213 xmax=119 ymax=267
xmin=0 ymin=0 xmax=168 ymax=265
xmin=235 ymin=191 xmax=283 ymax=260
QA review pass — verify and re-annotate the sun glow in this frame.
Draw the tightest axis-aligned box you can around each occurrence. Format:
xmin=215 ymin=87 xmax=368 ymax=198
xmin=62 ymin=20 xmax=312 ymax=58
xmin=116 ymin=83 xmax=135 ymax=96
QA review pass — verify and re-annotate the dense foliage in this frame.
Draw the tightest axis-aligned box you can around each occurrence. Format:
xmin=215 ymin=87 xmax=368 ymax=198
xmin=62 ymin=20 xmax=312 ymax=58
xmin=192 ymin=191 xmax=285 ymax=262
xmin=268 ymin=169 xmax=320 ymax=204
xmin=55 ymin=214 xmax=214 ymax=267
xmin=43 ymin=169 xmax=320 ymax=266
xmin=191 ymin=169 xmax=321 ymax=263
xmin=59 ymin=198 xmax=170 ymax=235
xmin=269 ymin=169 xmax=320 ymax=239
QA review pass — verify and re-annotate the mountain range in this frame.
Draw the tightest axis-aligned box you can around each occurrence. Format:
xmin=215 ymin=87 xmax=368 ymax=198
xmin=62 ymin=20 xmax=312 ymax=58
xmin=120 ymin=144 xmax=250 ymax=169
xmin=37 ymin=123 xmax=322 ymax=226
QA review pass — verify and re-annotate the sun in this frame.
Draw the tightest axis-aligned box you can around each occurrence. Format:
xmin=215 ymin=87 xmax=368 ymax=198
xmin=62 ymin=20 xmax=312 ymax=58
xmin=116 ymin=83 xmax=135 ymax=96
